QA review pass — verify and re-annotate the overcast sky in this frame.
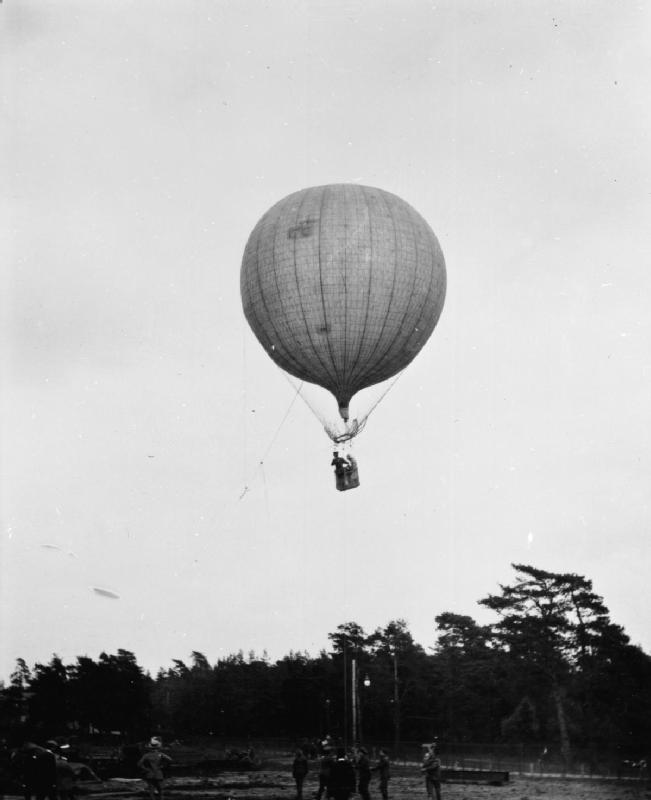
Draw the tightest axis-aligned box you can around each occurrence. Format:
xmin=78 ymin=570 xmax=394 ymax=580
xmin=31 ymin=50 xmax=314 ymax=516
xmin=1 ymin=0 xmax=650 ymax=682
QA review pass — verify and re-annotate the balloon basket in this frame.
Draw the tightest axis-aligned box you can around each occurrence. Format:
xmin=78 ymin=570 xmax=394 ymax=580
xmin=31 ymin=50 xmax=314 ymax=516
xmin=335 ymin=464 xmax=360 ymax=492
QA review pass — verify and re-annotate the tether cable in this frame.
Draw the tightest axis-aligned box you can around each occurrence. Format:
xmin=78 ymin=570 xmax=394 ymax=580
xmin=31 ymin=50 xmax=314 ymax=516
xmin=238 ymin=379 xmax=304 ymax=500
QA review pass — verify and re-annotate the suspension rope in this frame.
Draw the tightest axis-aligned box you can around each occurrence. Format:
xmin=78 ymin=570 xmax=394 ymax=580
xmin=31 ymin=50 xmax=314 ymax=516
xmin=280 ymin=371 xmax=330 ymax=428
xmin=281 ymin=368 xmax=407 ymax=443
xmin=357 ymin=369 xmax=406 ymax=428
xmin=323 ymin=371 xmax=403 ymax=443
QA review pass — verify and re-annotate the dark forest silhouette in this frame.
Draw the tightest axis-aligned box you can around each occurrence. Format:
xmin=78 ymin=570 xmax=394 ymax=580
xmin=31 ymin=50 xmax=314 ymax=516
xmin=3 ymin=565 xmax=650 ymax=764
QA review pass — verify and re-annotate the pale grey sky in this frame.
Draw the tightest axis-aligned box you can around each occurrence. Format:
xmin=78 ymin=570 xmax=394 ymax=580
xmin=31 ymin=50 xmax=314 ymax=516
xmin=1 ymin=0 xmax=650 ymax=680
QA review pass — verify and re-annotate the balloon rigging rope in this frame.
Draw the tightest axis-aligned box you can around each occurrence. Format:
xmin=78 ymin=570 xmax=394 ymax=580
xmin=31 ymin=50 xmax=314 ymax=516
xmin=280 ymin=371 xmax=329 ymax=428
xmin=236 ymin=365 xmax=404 ymax=501
xmin=281 ymin=367 xmax=406 ymax=441
xmin=357 ymin=369 xmax=406 ymax=428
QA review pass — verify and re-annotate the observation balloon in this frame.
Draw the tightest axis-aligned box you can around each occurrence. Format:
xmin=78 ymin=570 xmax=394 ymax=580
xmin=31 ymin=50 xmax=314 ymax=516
xmin=240 ymin=184 xmax=446 ymax=423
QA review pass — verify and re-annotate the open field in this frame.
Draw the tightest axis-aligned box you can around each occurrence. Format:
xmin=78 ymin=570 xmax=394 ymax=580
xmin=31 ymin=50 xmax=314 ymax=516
xmin=118 ymin=772 xmax=651 ymax=800
xmin=4 ymin=769 xmax=648 ymax=800
xmin=4 ymin=747 xmax=649 ymax=800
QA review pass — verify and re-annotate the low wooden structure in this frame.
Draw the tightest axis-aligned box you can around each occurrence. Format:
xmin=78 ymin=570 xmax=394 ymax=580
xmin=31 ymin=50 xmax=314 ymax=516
xmin=442 ymin=767 xmax=510 ymax=785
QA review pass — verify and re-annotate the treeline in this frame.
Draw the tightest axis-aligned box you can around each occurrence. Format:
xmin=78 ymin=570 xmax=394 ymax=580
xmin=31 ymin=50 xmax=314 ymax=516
xmin=2 ymin=565 xmax=650 ymax=761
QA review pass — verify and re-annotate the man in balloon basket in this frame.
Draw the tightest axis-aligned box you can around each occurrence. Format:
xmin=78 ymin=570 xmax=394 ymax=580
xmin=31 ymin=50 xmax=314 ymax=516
xmin=331 ymin=451 xmax=360 ymax=491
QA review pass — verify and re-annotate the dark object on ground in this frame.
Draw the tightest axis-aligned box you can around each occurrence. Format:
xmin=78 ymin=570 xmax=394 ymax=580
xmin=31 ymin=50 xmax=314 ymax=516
xmin=441 ymin=768 xmax=510 ymax=785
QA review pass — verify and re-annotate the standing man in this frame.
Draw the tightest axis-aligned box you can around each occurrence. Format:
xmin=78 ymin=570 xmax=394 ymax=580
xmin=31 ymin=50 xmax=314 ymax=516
xmin=326 ymin=748 xmax=356 ymax=800
xmin=356 ymin=746 xmax=371 ymax=800
xmin=291 ymin=749 xmax=309 ymax=800
xmin=316 ymin=746 xmax=333 ymax=800
xmin=421 ymin=743 xmax=442 ymax=800
xmin=371 ymin=749 xmax=390 ymax=800
xmin=137 ymin=738 xmax=172 ymax=800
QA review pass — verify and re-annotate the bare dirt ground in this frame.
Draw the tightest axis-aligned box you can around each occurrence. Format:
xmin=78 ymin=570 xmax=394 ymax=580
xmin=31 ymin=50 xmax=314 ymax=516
xmin=70 ymin=770 xmax=651 ymax=800
xmin=4 ymin=768 xmax=650 ymax=800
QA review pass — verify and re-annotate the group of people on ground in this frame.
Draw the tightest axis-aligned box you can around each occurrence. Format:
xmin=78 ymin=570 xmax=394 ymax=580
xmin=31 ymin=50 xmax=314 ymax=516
xmin=9 ymin=736 xmax=171 ymax=800
xmin=11 ymin=735 xmax=440 ymax=800
xmin=292 ymin=740 xmax=441 ymax=800
xmin=10 ymin=740 xmax=101 ymax=800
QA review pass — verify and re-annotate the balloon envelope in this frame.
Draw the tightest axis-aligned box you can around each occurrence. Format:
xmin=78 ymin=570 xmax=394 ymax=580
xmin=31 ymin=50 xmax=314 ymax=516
xmin=241 ymin=184 xmax=446 ymax=419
